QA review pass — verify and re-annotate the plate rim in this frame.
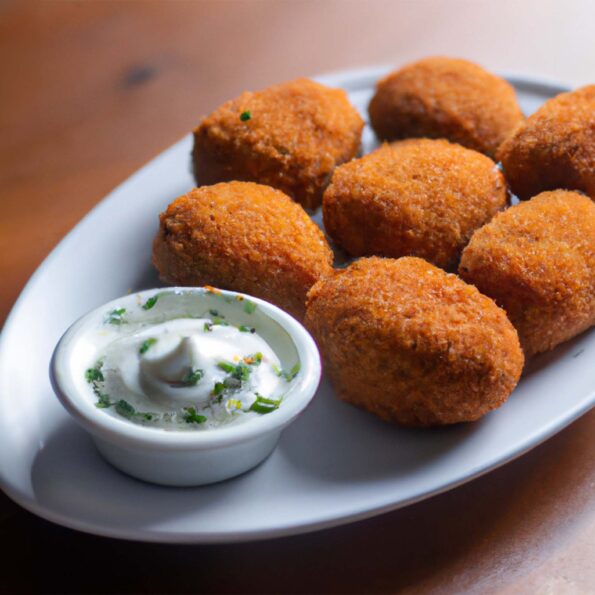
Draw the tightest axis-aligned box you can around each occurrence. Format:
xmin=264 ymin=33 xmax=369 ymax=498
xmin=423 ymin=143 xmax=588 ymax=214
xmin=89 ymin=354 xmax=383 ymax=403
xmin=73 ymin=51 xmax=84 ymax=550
xmin=1 ymin=66 xmax=592 ymax=544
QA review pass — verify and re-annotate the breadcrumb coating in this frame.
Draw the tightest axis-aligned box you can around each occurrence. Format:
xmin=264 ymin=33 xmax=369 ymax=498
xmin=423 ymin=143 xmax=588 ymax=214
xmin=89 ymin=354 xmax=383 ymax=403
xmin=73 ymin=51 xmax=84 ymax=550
xmin=322 ymin=139 xmax=508 ymax=270
xmin=459 ymin=190 xmax=595 ymax=356
xmin=368 ymin=57 xmax=524 ymax=159
xmin=152 ymin=182 xmax=334 ymax=319
xmin=305 ymin=257 xmax=524 ymax=426
xmin=497 ymin=85 xmax=595 ymax=200
xmin=192 ymin=78 xmax=364 ymax=211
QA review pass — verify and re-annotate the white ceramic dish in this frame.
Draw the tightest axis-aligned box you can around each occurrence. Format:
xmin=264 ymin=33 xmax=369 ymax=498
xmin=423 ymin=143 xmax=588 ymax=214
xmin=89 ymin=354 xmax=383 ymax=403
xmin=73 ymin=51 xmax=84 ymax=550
xmin=50 ymin=287 xmax=321 ymax=486
xmin=0 ymin=67 xmax=593 ymax=543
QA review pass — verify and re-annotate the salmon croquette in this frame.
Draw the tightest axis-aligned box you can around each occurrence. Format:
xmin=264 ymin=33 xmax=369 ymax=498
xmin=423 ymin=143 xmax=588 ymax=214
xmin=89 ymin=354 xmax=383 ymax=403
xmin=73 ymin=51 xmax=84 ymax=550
xmin=497 ymin=85 xmax=595 ymax=200
xmin=459 ymin=190 xmax=595 ymax=356
xmin=368 ymin=57 xmax=524 ymax=158
xmin=322 ymin=139 xmax=508 ymax=270
xmin=305 ymin=257 xmax=524 ymax=427
xmin=152 ymin=182 xmax=334 ymax=319
xmin=192 ymin=78 xmax=364 ymax=211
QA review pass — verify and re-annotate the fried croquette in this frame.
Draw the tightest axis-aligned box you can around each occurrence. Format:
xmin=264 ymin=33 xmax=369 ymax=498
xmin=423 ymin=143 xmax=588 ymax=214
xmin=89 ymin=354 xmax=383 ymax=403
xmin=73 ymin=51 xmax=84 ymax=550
xmin=459 ymin=190 xmax=595 ymax=356
xmin=192 ymin=78 xmax=364 ymax=211
xmin=497 ymin=85 xmax=595 ymax=200
xmin=305 ymin=257 xmax=524 ymax=426
xmin=322 ymin=139 xmax=508 ymax=270
xmin=368 ymin=57 xmax=524 ymax=158
xmin=152 ymin=182 xmax=334 ymax=319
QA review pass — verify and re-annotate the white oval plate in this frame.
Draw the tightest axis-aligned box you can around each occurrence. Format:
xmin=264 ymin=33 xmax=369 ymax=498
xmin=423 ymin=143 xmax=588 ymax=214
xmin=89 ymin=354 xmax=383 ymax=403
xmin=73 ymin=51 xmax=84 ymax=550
xmin=0 ymin=67 xmax=593 ymax=543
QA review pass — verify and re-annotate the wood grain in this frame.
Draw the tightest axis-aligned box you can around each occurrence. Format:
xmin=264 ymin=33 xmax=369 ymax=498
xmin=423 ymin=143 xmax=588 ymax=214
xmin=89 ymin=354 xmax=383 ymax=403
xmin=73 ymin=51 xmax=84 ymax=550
xmin=1 ymin=1 xmax=594 ymax=593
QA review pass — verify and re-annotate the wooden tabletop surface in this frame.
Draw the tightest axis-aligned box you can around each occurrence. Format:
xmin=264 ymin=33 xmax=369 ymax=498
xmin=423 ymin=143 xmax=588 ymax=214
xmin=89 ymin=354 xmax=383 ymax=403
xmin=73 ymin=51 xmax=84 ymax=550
xmin=1 ymin=1 xmax=594 ymax=593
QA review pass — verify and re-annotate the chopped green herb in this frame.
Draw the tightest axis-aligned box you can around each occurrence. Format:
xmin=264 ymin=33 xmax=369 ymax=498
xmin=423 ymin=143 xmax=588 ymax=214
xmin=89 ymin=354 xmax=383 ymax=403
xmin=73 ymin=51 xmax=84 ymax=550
xmin=286 ymin=362 xmax=300 ymax=380
xmin=243 ymin=300 xmax=257 ymax=314
xmin=238 ymin=325 xmax=255 ymax=333
xmin=85 ymin=367 xmax=104 ymax=383
xmin=95 ymin=393 xmax=113 ymax=408
xmin=232 ymin=361 xmax=251 ymax=382
xmin=209 ymin=309 xmax=220 ymax=317
xmin=142 ymin=295 xmax=159 ymax=310
xmin=212 ymin=317 xmax=229 ymax=326
xmin=115 ymin=399 xmax=136 ymax=418
xmin=212 ymin=382 xmax=225 ymax=396
xmin=250 ymin=394 xmax=281 ymax=414
xmin=217 ymin=361 xmax=235 ymax=374
xmin=139 ymin=338 xmax=157 ymax=355
xmin=107 ymin=308 xmax=126 ymax=325
xmin=181 ymin=368 xmax=204 ymax=386
xmin=240 ymin=110 xmax=251 ymax=121
xmin=204 ymin=322 xmax=213 ymax=332
xmin=273 ymin=362 xmax=300 ymax=381
xmin=184 ymin=407 xmax=207 ymax=424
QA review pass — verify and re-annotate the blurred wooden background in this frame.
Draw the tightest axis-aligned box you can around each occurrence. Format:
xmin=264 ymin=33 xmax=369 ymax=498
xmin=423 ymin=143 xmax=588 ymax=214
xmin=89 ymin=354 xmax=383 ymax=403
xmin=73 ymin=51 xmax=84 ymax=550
xmin=1 ymin=1 xmax=594 ymax=593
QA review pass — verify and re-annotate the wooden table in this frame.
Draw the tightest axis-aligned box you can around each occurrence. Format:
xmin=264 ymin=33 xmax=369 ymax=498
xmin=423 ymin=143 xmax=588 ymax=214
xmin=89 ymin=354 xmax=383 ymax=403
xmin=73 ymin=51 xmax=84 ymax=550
xmin=1 ymin=1 xmax=593 ymax=592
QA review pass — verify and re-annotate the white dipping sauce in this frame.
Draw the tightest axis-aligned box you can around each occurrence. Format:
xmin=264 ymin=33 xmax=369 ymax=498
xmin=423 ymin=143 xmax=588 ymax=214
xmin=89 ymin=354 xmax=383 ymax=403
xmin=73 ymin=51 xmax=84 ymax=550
xmin=87 ymin=316 xmax=291 ymax=430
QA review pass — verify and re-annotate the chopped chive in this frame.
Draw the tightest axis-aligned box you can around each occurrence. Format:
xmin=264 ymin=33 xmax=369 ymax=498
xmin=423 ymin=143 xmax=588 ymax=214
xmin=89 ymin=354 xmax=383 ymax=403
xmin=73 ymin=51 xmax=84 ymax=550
xmin=238 ymin=325 xmax=255 ymax=333
xmin=184 ymin=407 xmax=207 ymax=424
xmin=273 ymin=362 xmax=300 ymax=381
xmin=232 ymin=361 xmax=251 ymax=382
xmin=240 ymin=110 xmax=251 ymax=121
xmin=243 ymin=300 xmax=257 ymax=314
xmin=85 ymin=367 xmax=104 ymax=383
xmin=181 ymin=368 xmax=204 ymax=386
xmin=142 ymin=295 xmax=159 ymax=310
xmin=107 ymin=308 xmax=126 ymax=325
xmin=95 ymin=393 xmax=113 ymax=409
xmin=250 ymin=394 xmax=281 ymax=414
xmin=212 ymin=382 xmax=225 ymax=396
xmin=217 ymin=361 xmax=235 ymax=373
xmin=209 ymin=309 xmax=220 ymax=317
xmin=212 ymin=317 xmax=229 ymax=326
xmin=139 ymin=338 xmax=157 ymax=355
xmin=286 ymin=362 xmax=300 ymax=381
xmin=204 ymin=322 xmax=213 ymax=332
xmin=115 ymin=399 xmax=136 ymax=418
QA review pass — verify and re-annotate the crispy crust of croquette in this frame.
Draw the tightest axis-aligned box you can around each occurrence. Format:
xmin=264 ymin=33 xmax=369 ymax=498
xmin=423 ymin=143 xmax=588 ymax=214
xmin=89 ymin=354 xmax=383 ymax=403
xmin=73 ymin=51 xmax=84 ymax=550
xmin=305 ymin=257 xmax=524 ymax=426
xmin=497 ymin=85 xmax=595 ymax=200
xmin=368 ymin=57 xmax=524 ymax=158
xmin=322 ymin=139 xmax=508 ymax=270
xmin=192 ymin=78 xmax=364 ymax=211
xmin=459 ymin=190 xmax=595 ymax=356
xmin=152 ymin=182 xmax=334 ymax=319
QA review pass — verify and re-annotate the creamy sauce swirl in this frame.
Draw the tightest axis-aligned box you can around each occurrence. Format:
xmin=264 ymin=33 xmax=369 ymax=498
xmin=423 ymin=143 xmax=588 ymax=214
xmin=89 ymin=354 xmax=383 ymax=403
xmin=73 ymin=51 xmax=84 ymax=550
xmin=86 ymin=314 xmax=293 ymax=430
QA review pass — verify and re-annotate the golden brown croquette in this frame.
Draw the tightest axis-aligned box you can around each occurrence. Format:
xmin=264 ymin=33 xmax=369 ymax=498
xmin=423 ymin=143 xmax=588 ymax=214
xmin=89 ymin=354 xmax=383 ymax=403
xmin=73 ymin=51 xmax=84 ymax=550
xmin=368 ymin=57 xmax=524 ymax=158
xmin=459 ymin=190 xmax=595 ymax=356
xmin=322 ymin=139 xmax=508 ymax=270
xmin=305 ymin=257 xmax=524 ymax=426
xmin=192 ymin=78 xmax=364 ymax=211
xmin=152 ymin=182 xmax=334 ymax=319
xmin=497 ymin=85 xmax=595 ymax=200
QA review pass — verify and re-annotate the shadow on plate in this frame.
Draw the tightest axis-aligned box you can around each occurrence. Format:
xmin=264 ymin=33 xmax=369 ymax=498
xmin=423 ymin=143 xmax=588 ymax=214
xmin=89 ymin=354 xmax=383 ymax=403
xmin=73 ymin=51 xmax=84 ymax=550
xmin=278 ymin=377 xmax=483 ymax=484
xmin=521 ymin=330 xmax=591 ymax=378
xmin=29 ymin=417 xmax=278 ymax=531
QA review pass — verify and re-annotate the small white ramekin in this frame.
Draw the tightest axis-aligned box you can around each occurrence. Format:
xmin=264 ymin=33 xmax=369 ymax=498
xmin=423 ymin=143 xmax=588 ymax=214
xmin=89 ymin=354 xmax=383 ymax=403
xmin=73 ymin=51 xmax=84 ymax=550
xmin=50 ymin=287 xmax=321 ymax=486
